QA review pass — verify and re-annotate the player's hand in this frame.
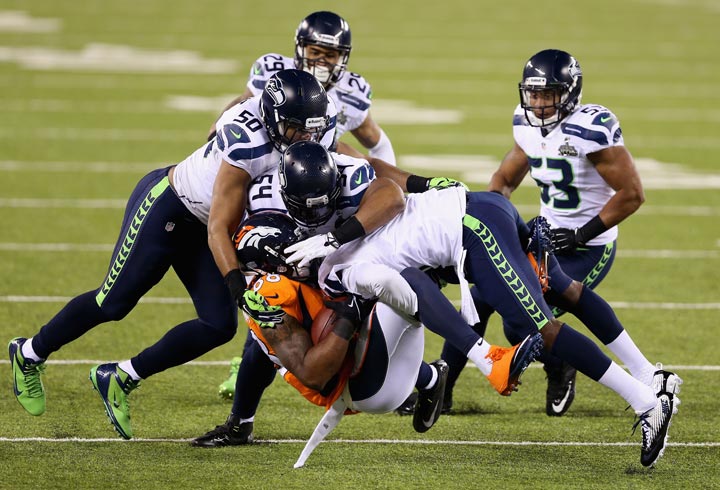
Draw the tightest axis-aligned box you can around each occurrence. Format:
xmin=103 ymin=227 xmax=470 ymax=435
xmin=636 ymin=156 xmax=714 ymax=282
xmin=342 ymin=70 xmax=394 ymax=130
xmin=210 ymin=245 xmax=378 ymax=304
xmin=550 ymin=227 xmax=579 ymax=255
xmin=240 ymin=290 xmax=286 ymax=328
xmin=323 ymin=295 xmax=365 ymax=324
xmin=427 ymin=177 xmax=469 ymax=191
xmin=284 ymin=233 xmax=340 ymax=268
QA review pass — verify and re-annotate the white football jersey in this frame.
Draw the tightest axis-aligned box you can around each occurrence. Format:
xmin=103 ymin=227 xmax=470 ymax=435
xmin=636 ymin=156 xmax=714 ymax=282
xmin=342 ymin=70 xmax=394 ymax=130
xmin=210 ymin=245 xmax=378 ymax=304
xmin=171 ymin=95 xmax=336 ymax=224
xmin=246 ymin=152 xmax=376 ymax=236
xmin=319 ymin=187 xmax=467 ymax=297
xmin=513 ymin=103 xmax=624 ymax=245
xmin=246 ymin=53 xmax=372 ymax=139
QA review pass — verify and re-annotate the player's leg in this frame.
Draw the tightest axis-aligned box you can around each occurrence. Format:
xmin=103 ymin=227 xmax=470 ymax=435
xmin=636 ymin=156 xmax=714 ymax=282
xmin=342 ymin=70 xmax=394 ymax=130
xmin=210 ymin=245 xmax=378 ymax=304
xmin=464 ymin=193 xmax=677 ymax=464
xmin=10 ymin=168 xmax=176 ymax=417
xmin=192 ymin=339 xmax=275 ymax=447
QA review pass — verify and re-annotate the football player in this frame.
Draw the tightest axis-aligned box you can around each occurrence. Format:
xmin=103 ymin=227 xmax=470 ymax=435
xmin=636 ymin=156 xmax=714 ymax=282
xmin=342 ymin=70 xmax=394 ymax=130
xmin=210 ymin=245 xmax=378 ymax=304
xmin=193 ymin=211 xmax=449 ymax=466
xmin=212 ymin=11 xmax=396 ymax=165
xmin=438 ymin=49 xmax=651 ymax=417
xmin=303 ymin=186 xmax=680 ymax=467
xmin=8 ymin=69 xmax=340 ymax=440
xmin=195 ymin=142 xmax=482 ymax=446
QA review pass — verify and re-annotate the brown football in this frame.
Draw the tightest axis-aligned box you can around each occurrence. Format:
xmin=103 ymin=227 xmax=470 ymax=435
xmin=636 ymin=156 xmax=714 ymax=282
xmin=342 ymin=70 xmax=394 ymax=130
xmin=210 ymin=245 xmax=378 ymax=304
xmin=311 ymin=307 xmax=337 ymax=344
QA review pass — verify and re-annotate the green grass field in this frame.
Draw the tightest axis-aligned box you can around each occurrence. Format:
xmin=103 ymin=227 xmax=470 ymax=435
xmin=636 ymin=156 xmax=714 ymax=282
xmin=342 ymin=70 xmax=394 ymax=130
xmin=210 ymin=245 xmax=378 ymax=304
xmin=1 ymin=1 xmax=719 ymax=488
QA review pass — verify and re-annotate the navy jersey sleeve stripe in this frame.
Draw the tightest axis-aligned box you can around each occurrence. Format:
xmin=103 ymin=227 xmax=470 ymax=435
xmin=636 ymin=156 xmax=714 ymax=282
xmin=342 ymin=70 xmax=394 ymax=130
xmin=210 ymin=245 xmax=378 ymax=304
xmin=336 ymin=92 xmax=370 ymax=111
xmin=561 ymin=123 xmax=608 ymax=145
xmin=227 ymin=141 xmax=275 ymax=161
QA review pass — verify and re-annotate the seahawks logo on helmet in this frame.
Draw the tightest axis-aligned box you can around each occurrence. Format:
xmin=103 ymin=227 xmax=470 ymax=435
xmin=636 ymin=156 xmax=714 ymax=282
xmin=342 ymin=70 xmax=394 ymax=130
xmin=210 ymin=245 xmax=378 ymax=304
xmin=265 ymin=78 xmax=286 ymax=107
xmin=568 ymin=57 xmax=582 ymax=79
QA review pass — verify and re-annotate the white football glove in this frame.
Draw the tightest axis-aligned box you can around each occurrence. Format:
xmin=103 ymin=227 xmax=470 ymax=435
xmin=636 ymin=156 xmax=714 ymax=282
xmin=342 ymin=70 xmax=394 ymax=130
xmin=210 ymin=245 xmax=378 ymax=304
xmin=284 ymin=233 xmax=340 ymax=268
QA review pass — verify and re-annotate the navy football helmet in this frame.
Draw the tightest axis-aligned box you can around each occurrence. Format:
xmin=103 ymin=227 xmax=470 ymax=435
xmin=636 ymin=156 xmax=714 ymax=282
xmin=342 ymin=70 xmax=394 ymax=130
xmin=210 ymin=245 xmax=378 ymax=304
xmin=279 ymin=141 xmax=341 ymax=228
xmin=260 ymin=69 xmax=330 ymax=151
xmin=519 ymin=49 xmax=583 ymax=128
xmin=294 ymin=11 xmax=352 ymax=88
xmin=233 ymin=211 xmax=302 ymax=278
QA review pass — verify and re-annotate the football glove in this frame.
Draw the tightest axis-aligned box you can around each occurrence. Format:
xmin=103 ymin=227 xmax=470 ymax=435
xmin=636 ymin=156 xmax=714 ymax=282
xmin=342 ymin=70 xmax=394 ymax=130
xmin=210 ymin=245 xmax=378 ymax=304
xmin=284 ymin=233 xmax=340 ymax=268
xmin=551 ymin=227 xmax=580 ymax=255
xmin=427 ymin=177 xmax=469 ymax=191
xmin=240 ymin=290 xmax=286 ymax=328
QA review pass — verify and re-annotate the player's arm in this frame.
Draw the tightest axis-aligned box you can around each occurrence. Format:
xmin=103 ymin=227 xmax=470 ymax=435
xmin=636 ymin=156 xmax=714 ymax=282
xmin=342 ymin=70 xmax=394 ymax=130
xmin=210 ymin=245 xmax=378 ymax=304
xmin=261 ymin=313 xmax=354 ymax=391
xmin=208 ymin=160 xmax=252 ymax=302
xmin=206 ymin=88 xmax=255 ymax=141
xmin=284 ymin=177 xmax=405 ymax=267
xmin=552 ymin=145 xmax=644 ymax=254
xmin=363 ymin=156 xmax=467 ymax=194
xmin=488 ymin=142 xmax=530 ymax=198
xmin=587 ymin=145 xmax=645 ymax=228
xmin=350 ymin=113 xmax=396 ymax=165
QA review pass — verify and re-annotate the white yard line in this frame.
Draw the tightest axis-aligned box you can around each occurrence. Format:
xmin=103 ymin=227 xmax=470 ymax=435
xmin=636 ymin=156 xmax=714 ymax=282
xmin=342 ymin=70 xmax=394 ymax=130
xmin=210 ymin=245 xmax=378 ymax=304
xmin=0 ymin=436 xmax=716 ymax=447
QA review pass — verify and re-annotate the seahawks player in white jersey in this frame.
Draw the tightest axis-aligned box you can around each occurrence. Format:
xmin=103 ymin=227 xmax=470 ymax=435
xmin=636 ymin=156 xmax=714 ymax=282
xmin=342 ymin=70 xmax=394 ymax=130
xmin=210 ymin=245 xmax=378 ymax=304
xmin=7 ymin=69 xmax=340 ymax=440
xmin=305 ymin=186 xmax=679 ymax=467
xmin=214 ymin=11 xmax=396 ymax=165
xmin=437 ymin=49 xmax=650 ymax=418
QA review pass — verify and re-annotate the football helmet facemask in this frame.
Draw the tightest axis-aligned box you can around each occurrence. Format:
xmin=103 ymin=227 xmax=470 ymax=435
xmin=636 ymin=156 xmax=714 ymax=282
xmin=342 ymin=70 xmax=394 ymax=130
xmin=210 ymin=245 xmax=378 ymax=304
xmin=233 ymin=211 xmax=307 ymax=279
xmin=260 ymin=69 xmax=330 ymax=152
xmin=279 ymin=141 xmax=341 ymax=228
xmin=294 ymin=11 xmax=352 ymax=88
xmin=519 ymin=49 xmax=583 ymax=128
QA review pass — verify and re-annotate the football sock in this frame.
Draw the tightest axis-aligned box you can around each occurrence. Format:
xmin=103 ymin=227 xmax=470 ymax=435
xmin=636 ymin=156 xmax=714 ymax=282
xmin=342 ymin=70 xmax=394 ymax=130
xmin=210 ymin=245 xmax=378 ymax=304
xmin=130 ymin=318 xmax=236 ymax=379
xmin=231 ymin=341 xmax=277 ymax=419
xmin=467 ymin=340 xmax=492 ymax=376
xmin=605 ymin=330 xmax=655 ymax=385
xmin=598 ymin=362 xmax=656 ymax=414
xmin=118 ymin=360 xmax=142 ymax=381
xmin=21 ymin=337 xmax=44 ymax=363
xmin=400 ymin=268 xmax=482 ymax=354
xmin=416 ymin=361 xmax=437 ymax=390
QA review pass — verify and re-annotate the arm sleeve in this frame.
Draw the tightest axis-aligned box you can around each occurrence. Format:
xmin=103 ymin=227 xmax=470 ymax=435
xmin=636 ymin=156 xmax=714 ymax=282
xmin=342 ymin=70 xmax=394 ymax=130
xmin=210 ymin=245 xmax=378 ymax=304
xmin=367 ymin=129 xmax=396 ymax=166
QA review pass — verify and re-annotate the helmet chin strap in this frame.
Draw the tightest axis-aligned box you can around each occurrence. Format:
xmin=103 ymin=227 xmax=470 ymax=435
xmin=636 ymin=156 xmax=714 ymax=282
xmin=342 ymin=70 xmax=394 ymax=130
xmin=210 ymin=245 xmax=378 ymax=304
xmin=302 ymin=62 xmax=332 ymax=85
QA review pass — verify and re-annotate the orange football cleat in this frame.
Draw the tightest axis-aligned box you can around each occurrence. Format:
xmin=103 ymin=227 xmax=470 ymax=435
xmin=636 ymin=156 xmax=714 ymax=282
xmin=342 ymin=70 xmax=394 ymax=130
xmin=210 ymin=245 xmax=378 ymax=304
xmin=485 ymin=333 xmax=543 ymax=395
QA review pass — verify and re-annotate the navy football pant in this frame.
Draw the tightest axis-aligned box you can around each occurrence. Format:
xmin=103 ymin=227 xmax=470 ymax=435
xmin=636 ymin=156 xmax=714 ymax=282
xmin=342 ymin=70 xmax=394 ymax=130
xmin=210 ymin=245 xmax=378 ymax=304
xmin=32 ymin=167 xmax=238 ymax=378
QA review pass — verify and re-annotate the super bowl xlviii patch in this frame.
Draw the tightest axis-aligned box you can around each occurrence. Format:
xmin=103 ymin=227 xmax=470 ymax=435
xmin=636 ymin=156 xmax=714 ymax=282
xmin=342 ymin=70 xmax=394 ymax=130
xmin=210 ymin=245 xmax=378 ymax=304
xmin=558 ymin=140 xmax=578 ymax=157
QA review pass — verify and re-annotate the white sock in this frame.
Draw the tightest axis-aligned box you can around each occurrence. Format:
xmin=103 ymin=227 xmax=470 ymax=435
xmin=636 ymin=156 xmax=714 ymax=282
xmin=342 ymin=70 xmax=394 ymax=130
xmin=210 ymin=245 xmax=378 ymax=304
xmin=605 ymin=330 xmax=655 ymax=385
xmin=118 ymin=360 xmax=142 ymax=381
xmin=466 ymin=339 xmax=492 ymax=376
xmin=421 ymin=365 xmax=439 ymax=391
xmin=21 ymin=337 xmax=44 ymax=362
xmin=598 ymin=362 xmax=656 ymax=414
xmin=239 ymin=417 xmax=254 ymax=424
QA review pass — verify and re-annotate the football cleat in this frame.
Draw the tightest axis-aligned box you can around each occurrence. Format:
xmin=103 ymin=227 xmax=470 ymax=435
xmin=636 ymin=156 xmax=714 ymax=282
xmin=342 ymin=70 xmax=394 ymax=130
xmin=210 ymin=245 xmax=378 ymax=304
xmin=394 ymin=392 xmax=417 ymax=416
xmin=413 ymin=360 xmax=449 ymax=433
xmin=89 ymin=363 xmax=140 ymax=440
xmin=634 ymin=392 xmax=675 ymax=467
xmin=218 ymin=356 xmax=242 ymax=400
xmin=545 ymin=361 xmax=577 ymax=417
xmin=8 ymin=337 xmax=46 ymax=416
xmin=486 ymin=333 xmax=543 ymax=396
xmin=651 ymin=363 xmax=683 ymax=413
xmin=191 ymin=415 xmax=254 ymax=447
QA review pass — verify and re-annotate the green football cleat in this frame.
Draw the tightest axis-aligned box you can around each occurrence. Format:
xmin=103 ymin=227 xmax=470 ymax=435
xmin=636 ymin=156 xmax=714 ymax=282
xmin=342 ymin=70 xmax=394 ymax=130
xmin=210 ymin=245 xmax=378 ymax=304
xmin=8 ymin=337 xmax=46 ymax=416
xmin=218 ymin=356 xmax=242 ymax=400
xmin=89 ymin=363 xmax=140 ymax=439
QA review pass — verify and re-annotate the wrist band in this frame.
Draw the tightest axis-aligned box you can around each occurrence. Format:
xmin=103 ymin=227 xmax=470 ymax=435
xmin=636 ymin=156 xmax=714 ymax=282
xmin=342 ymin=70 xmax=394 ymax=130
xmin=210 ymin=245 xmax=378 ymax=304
xmin=333 ymin=216 xmax=366 ymax=245
xmin=577 ymin=215 xmax=608 ymax=244
xmin=223 ymin=269 xmax=246 ymax=300
xmin=406 ymin=175 xmax=430 ymax=193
